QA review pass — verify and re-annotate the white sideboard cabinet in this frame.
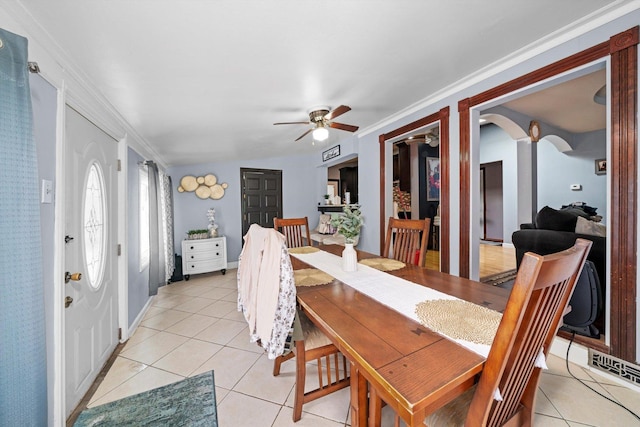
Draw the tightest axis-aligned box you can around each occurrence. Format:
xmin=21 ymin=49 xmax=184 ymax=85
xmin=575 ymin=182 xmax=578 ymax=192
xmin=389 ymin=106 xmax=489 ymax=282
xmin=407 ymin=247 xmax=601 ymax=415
xmin=181 ymin=236 xmax=227 ymax=280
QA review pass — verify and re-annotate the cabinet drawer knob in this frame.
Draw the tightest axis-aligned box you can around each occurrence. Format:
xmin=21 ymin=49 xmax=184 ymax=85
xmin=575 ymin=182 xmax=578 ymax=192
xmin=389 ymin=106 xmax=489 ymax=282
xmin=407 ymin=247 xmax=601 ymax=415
xmin=190 ymin=246 xmax=195 ymax=250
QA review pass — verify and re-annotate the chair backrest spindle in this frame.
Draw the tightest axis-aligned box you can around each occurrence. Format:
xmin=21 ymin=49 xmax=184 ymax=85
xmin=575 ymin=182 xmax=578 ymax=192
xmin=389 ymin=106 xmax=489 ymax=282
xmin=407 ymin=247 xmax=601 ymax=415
xmin=464 ymin=238 xmax=592 ymax=427
xmin=383 ymin=217 xmax=430 ymax=267
xmin=273 ymin=217 xmax=312 ymax=249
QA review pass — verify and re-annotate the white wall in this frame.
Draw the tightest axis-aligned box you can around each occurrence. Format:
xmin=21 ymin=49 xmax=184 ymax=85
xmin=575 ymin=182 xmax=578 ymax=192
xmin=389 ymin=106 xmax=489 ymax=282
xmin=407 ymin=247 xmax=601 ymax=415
xmin=480 ymin=125 xmax=519 ymax=243
xmin=31 ymin=73 xmax=58 ymax=426
xmin=127 ymin=148 xmax=149 ymax=327
xmin=476 ymin=123 xmax=607 ymax=244
xmin=538 ymin=129 xmax=607 ymax=223
xmin=168 ymin=152 xmax=320 ymax=263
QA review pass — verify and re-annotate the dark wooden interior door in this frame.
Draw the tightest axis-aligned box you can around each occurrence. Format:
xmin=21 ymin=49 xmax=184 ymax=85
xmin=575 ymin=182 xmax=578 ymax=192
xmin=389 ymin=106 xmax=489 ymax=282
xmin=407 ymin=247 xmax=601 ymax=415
xmin=241 ymin=168 xmax=283 ymax=237
xmin=340 ymin=166 xmax=358 ymax=203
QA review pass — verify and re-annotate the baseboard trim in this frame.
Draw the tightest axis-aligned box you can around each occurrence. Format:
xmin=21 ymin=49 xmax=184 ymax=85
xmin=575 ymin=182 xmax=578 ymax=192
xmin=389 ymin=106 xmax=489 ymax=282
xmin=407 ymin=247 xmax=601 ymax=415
xmin=551 ymin=336 xmax=640 ymax=393
xmin=127 ymin=296 xmax=155 ymax=339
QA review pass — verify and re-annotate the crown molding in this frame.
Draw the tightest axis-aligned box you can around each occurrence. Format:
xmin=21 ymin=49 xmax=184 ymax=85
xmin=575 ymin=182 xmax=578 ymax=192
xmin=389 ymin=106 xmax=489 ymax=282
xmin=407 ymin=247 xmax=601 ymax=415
xmin=2 ymin=0 xmax=167 ymax=168
xmin=358 ymin=1 xmax=640 ymax=138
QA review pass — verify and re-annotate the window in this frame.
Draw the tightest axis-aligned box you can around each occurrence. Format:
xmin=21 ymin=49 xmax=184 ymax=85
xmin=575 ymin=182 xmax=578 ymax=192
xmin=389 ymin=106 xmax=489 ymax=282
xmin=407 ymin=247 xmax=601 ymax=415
xmin=83 ymin=162 xmax=107 ymax=289
xmin=139 ymin=165 xmax=149 ymax=271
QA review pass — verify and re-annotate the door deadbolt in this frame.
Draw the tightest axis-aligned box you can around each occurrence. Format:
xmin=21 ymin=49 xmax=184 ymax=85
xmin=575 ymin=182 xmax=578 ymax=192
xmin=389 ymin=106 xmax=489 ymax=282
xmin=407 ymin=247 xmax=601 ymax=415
xmin=65 ymin=296 xmax=73 ymax=308
xmin=65 ymin=272 xmax=82 ymax=283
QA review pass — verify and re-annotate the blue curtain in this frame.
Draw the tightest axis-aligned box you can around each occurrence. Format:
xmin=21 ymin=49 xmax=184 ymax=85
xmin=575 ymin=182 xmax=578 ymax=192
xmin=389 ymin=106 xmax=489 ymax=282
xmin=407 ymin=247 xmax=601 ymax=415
xmin=0 ymin=29 xmax=47 ymax=424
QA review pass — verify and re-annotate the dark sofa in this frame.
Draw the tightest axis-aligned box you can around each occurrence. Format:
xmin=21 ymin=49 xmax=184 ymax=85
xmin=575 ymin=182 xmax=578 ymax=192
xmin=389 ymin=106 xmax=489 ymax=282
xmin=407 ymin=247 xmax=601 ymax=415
xmin=511 ymin=205 xmax=606 ymax=331
xmin=512 ymin=227 xmax=605 ymax=287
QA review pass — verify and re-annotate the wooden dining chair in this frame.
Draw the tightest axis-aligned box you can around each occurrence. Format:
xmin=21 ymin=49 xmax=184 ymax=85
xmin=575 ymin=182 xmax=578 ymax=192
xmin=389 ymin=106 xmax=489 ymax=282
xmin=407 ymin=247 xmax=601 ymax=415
xmin=271 ymin=217 xmax=350 ymax=421
xmin=383 ymin=217 xmax=431 ymax=267
xmin=273 ymin=217 xmax=312 ymax=248
xmin=273 ymin=310 xmax=350 ymax=421
xmin=419 ymin=238 xmax=592 ymax=426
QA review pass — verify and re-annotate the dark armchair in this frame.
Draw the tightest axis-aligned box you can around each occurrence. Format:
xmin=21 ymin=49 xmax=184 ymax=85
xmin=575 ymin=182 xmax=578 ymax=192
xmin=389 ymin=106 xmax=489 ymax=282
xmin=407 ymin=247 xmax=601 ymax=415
xmin=511 ymin=206 xmax=606 ymax=332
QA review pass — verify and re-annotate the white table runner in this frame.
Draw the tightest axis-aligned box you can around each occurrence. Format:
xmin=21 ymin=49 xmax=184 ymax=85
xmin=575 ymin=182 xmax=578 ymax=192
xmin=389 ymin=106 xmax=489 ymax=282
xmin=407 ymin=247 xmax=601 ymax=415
xmin=291 ymin=250 xmax=501 ymax=357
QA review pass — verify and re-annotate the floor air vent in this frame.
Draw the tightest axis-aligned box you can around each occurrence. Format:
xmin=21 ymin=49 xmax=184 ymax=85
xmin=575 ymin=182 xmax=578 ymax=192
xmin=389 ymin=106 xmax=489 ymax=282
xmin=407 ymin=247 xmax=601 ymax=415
xmin=589 ymin=349 xmax=640 ymax=387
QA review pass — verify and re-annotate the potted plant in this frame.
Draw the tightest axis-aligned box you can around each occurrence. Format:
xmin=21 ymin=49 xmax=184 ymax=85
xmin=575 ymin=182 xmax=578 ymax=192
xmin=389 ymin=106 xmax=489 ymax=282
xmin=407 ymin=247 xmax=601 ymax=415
xmin=330 ymin=206 xmax=363 ymax=271
xmin=187 ymin=229 xmax=209 ymax=240
xmin=330 ymin=205 xmax=363 ymax=244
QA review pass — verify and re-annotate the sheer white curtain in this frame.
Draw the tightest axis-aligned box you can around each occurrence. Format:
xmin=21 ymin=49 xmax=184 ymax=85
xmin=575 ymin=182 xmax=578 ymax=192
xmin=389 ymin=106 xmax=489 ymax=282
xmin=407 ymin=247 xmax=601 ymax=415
xmin=147 ymin=161 xmax=165 ymax=295
xmin=160 ymin=172 xmax=174 ymax=282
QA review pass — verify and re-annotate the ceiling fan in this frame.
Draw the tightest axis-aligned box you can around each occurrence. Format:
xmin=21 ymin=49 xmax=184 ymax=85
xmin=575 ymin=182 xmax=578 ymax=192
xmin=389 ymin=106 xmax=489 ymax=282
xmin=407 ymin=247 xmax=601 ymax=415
xmin=404 ymin=128 xmax=440 ymax=147
xmin=274 ymin=105 xmax=359 ymax=142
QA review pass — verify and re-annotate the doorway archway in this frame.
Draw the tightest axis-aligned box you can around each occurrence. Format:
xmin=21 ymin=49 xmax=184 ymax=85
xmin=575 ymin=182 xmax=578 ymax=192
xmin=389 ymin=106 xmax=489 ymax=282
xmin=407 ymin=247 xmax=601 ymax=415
xmin=379 ymin=107 xmax=450 ymax=272
xmin=459 ymin=27 xmax=638 ymax=361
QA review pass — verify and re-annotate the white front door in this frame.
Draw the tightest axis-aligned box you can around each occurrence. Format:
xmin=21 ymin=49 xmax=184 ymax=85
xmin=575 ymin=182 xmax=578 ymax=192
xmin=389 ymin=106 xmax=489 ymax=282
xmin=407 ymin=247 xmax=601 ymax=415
xmin=64 ymin=106 xmax=119 ymax=416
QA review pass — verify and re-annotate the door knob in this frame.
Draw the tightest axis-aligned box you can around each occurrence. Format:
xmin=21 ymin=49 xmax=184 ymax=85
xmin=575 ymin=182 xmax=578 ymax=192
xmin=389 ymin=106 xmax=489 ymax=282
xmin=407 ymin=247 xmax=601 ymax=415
xmin=65 ymin=272 xmax=82 ymax=283
xmin=65 ymin=296 xmax=73 ymax=308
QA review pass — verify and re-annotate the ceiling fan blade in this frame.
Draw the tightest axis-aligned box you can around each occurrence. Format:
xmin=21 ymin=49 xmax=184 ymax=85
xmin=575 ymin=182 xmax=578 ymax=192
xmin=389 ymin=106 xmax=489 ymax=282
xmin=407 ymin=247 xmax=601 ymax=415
xmin=324 ymin=105 xmax=351 ymax=121
xmin=294 ymin=128 xmax=313 ymax=141
xmin=329 ymin=122 xmax=359 ymax=132
xmin=274 ymin=121 xmax=310 ymax=125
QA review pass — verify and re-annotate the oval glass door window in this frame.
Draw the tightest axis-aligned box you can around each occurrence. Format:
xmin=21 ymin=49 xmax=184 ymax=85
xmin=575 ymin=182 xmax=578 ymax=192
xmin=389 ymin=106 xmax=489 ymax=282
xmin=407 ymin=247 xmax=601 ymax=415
xmin=83 ymin=162 xmax=107 ymax=289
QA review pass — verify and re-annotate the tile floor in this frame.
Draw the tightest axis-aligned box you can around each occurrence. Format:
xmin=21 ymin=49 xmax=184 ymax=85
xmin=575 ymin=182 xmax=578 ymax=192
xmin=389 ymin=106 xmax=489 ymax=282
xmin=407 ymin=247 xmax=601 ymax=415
xmin=87 ymin=270 xmax=640 ymax=426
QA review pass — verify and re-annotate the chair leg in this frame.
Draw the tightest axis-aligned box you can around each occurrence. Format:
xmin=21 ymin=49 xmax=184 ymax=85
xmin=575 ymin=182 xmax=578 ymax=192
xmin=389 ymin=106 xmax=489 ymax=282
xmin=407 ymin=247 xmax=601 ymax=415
xmin=293 ymin=341 xmax=306 ymax=422
xmin=369 ymin=387 xmax=383 ymax=427
xmin=272 ymin=351 xmax=295 ymax=376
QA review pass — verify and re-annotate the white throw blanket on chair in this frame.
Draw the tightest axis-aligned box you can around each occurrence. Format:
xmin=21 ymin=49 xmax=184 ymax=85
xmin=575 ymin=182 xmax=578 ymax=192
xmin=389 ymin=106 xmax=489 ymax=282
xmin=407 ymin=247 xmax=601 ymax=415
xmin=237 ymin=224 xmax=296 ymax=359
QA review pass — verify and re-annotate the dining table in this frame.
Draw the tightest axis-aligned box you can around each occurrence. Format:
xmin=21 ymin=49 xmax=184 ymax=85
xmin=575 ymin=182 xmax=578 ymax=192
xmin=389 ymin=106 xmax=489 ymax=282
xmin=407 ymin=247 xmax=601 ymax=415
xmin=289 ymin=244 xmax=511 ymax=427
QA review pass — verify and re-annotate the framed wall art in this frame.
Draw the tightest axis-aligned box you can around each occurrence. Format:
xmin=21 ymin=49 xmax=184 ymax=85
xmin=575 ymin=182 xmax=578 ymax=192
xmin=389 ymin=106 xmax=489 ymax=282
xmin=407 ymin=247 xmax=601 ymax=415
xmin=595 ymin=158 xmax=607 ymax=175
xmin=322 ymin=145 xmax=340 ymax=162
xmin=426 ymin=157 xmax=440 ymax=201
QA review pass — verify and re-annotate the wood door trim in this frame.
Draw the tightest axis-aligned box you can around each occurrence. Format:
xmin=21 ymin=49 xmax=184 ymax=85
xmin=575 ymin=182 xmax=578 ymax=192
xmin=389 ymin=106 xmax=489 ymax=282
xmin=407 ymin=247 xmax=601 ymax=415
xmin=609 ymin=27 xmax=638 ymax=361
xmin=458 ymin=26 xmax=638 ymax=360
xmin=458 ymin=99 xmax=471 ymax=278
xmin=379 ymin=107 xmax=450 ymax=273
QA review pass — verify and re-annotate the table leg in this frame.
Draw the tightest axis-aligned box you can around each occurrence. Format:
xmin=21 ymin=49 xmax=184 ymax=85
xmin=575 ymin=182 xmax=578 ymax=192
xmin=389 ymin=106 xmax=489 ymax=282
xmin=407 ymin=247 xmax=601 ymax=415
xmin=350 ymin=362 xmax=368 ymax=427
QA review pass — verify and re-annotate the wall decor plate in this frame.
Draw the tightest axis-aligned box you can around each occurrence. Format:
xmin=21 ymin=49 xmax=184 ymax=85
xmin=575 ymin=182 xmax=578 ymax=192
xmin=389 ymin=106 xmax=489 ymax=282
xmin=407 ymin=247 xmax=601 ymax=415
xmin=210 ymin=184 xmax=224 ymax=199
xmin=204 ymin=174 xmax=217 ymax=186
xmin=180 ymin=175 xmax=198 ymax=192
xmin=179 ymin=173 xmax=228 ymax=199
xmin=195 ymin=185 xmax=211 ymax=199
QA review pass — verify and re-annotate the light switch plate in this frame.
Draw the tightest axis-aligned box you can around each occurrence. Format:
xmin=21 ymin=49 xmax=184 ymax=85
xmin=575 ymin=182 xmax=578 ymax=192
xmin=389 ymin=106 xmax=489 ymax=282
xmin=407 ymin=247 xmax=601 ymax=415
xmin=570 ymin=184 xmax=582 ymax=191
xmin=41 ymin=179 xmax=53 ymax=203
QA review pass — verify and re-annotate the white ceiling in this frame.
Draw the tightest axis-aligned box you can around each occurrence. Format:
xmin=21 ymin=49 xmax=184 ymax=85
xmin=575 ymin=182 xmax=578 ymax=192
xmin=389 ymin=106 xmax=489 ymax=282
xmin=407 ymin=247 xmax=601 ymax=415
xmin=501 ymin=68 xmax=607 ymax=133
xmin=17 ymin=0 xmax=628 ymax=165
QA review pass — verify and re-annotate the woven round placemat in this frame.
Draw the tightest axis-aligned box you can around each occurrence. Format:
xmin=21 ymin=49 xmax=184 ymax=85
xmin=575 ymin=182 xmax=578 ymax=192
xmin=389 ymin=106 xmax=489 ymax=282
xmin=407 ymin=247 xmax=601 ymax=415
xmin=415 ymin=299 xmax=502 ymax=346
xmin=359 ymin=258 xmax=406 ymax=272
xmin=294 ymin=268 xmax=334 ymax=287
xmin=288 ymin=246 xmax=320 ymax=254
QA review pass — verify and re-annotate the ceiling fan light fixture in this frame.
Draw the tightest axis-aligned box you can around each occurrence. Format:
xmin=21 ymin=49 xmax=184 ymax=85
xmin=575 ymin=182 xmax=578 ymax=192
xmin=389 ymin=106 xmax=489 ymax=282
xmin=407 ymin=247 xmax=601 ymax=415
xmin=313 ymin=126 xmax=329 ymax=141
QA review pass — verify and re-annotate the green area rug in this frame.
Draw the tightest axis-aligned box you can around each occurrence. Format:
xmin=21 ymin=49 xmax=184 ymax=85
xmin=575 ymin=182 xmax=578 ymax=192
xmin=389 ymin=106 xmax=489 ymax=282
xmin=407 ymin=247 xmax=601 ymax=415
xmin=74 ymin=371 xmax=217 ymax=426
